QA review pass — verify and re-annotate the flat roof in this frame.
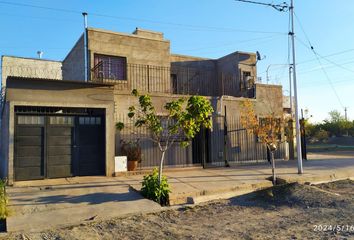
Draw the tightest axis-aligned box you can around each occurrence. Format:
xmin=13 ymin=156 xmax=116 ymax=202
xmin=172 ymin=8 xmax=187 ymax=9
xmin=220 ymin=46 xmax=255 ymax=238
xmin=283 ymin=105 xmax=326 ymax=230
xmin=2 ymin=55 xmax=62 ymax=63
xmin=6 ymin=76 xmax=114 ymax=87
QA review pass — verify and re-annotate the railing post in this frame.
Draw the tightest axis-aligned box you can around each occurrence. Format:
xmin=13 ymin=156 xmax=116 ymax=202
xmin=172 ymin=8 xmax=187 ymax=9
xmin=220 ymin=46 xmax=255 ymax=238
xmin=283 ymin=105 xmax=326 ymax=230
xmin=147 ymin=65 xmax=150 ymax=93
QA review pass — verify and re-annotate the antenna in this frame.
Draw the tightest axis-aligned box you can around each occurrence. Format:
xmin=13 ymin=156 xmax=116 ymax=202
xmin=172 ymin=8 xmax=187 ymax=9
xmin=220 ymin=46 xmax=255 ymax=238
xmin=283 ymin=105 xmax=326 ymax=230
xmin=256 ymin=51 xmax=266 ymax=62
xmin=37 ymin=51 xmax=43 ymax=59
xmin=256 ymin=51 xmax=261 ymax=61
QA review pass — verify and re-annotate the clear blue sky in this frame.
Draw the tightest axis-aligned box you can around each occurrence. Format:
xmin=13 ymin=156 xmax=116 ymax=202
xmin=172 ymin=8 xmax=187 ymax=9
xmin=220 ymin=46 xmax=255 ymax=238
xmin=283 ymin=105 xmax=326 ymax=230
xmin=1 ymin=0 xmax=354 ymax=122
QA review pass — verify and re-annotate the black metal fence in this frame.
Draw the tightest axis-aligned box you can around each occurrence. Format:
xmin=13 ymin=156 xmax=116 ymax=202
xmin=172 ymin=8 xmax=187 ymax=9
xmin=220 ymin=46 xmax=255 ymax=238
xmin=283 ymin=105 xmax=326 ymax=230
xmin=115 ymin=114 xmax=287 ymax=169
xmin=115 ymin=114 xmax=196 ymax=168
xmin=91 ymin=62 xmax=255 ymax=98
xmin=207 ymin=115 xmax=287 ymax=167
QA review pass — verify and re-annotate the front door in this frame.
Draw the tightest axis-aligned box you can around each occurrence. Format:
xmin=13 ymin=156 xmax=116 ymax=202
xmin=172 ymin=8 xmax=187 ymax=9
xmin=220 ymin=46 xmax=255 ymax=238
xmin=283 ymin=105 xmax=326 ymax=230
xmin=75 ymin=116 xmax=105 ymax=176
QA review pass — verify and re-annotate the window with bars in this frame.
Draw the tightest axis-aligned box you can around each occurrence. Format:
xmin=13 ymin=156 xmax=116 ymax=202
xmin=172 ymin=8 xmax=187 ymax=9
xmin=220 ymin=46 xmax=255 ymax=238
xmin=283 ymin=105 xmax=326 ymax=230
xmin=240 ymin=71 xmax=251 ymax=90
xmin=93 ymin=54 xmax=127 ymax=80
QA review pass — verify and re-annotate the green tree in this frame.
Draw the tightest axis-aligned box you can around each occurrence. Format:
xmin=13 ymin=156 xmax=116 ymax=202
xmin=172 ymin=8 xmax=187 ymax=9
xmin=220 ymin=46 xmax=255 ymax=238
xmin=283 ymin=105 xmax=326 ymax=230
xmin=322 ymin=110 xmax=351 ymax=137
xmin=117 ymin=89 xmax=213 ymax=184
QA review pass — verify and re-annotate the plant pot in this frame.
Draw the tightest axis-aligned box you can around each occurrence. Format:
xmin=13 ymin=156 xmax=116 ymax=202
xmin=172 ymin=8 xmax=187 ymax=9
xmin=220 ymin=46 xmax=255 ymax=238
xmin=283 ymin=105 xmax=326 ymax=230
xmin=127 ymin=160 xmax=138 ymax=171
xmin=0 ymin=219 xmax=6 ymax=232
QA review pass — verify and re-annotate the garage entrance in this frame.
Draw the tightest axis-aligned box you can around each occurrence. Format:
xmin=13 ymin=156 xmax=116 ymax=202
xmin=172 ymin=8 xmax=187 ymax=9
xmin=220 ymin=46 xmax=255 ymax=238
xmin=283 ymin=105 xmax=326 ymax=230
xmin=14 ymin=107 xmax=105 ymax=181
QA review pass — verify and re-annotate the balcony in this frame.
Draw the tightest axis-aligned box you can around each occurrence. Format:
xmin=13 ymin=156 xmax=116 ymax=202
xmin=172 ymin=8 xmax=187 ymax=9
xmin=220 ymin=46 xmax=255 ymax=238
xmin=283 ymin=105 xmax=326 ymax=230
xmin=90 ymin=62 xmax=255 ymax=98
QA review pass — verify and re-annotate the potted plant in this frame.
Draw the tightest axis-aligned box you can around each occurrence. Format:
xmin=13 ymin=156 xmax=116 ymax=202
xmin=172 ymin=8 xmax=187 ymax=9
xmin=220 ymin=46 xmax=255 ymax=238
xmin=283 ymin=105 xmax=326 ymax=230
xmin=120 ymin=140 xmax=141 ymax=171
xmin=0 ymin=179 xmax=9 ymax=232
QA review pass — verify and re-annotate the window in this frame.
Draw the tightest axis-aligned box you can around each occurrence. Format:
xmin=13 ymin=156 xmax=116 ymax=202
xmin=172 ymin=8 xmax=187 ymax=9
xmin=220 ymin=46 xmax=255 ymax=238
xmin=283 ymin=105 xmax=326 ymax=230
xmin=241 ymin=71 xmax=253 ymax=90
xmin=93 ymin=54 xmax=127 ymax=80
xmin=79 ymin=117 xmax=102 ymax=125
xmin=17 ymin=116 xmax=44 ymax=125
xmin=49 ymin=116 xmax=74 ymax=125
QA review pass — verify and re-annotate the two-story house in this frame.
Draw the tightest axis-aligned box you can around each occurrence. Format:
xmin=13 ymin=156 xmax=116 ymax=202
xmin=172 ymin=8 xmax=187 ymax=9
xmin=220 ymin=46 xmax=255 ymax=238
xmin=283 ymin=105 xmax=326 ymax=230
xmin=0 ymin=27 xmax=286 ymax=184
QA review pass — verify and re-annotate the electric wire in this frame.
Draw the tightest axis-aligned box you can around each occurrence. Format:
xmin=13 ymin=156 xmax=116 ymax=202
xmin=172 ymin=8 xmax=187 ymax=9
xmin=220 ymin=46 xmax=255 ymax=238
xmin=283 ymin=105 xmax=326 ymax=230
xmin=0 ymin=1 xmax=286 ymax=35
xmin=296 ymin=37 xmax=345 ymax=109
xmin=235 ymin=0 xmax=289 ymax=12
xmin=294 ymin=11 xmax=346 ymax=109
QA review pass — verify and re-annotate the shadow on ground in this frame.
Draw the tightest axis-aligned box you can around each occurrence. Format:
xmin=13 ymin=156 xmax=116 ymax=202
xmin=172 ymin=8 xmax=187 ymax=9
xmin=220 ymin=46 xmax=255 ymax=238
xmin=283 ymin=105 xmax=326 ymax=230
xmin=14 ymin=188 xmax=143 ymax=206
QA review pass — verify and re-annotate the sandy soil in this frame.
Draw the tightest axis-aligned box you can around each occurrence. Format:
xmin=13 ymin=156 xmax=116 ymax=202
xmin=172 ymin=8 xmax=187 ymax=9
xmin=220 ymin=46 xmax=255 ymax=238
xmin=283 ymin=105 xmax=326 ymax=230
xmin=4 ymin=179 xmax=354 ymax=240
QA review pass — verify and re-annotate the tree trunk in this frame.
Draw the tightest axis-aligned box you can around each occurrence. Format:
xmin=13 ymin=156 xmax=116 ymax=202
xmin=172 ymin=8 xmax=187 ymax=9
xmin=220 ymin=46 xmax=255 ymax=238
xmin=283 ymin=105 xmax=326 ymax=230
xmin=271 ymin=151 xmax=276 ymax=185
xmin=158 ymin=150 xmax=166 ymax=185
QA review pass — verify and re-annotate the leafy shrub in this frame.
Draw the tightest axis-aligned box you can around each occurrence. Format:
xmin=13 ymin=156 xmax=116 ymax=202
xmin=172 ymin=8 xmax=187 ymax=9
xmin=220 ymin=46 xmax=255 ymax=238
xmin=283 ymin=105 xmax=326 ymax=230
xmin=0 ymin=180 xmax=9 ymax=219
xmin=314 ymin=129 xmax=329 ymax=143
xmin=141 ymin=168 xmax=171 ymax=206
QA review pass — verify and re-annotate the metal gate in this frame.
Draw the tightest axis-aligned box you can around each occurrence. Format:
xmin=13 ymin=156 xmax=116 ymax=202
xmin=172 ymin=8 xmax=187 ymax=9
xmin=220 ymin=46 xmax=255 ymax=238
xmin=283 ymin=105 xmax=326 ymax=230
xmin=205 ymin=115 xmax=286 ymax=167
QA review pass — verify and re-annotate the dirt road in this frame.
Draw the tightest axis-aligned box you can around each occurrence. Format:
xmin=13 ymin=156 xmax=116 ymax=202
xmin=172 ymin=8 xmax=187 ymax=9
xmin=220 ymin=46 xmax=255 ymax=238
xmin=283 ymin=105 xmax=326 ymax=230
xmin=4 ymin=179 xmax=354 ymax=240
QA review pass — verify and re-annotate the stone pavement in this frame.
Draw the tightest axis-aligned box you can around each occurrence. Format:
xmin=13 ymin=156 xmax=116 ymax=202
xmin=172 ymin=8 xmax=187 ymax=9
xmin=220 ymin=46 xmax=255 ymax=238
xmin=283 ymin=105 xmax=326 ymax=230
xmin=5 ymin=152 xmax=354 ymax=233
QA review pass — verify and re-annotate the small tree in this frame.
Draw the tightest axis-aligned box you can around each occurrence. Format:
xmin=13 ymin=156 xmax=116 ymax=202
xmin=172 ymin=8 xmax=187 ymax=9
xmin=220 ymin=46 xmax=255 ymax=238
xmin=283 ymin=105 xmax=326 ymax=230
xmin=240 ymin=99 xmax=284 ymax=185
xmin=117 ymin=89 xmax=213 ymax=184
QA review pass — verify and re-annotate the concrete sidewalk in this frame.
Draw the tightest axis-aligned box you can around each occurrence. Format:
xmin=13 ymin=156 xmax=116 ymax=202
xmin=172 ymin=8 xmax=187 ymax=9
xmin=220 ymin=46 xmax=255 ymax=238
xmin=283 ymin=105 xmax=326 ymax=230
xmin=7 ymin=178 xmax=162 ymax=232
xmin=5 ymin=152 xmax=354 ymax=233
xmin=122 ymin=154 xmax=354 ymax=205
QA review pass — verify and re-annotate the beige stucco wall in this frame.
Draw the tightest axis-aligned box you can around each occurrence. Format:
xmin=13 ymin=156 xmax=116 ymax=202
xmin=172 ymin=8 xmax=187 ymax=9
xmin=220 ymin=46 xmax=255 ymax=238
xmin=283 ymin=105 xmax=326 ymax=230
xmin=1 ymin=56 xmax=62 ymax=87
xmin=4 ymin=80 xmax=115 ymax=184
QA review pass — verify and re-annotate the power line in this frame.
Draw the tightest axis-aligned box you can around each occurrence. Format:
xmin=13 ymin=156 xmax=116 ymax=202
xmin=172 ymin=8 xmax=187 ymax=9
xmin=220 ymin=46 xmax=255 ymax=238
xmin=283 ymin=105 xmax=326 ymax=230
xmin=296 ymin=37 xmax=345 ymax=109
xmin=0 ymin=1 xmax=286 ymax=35
xmin=178 ymin=34 xmax=283 ymax=52
xmin=235 ymin=0 xmax=289 ymax=12
xmin=0 ymin=1 xmax=80 ymax=14
xmin=259 ymin=48 xmax=354 ymax=76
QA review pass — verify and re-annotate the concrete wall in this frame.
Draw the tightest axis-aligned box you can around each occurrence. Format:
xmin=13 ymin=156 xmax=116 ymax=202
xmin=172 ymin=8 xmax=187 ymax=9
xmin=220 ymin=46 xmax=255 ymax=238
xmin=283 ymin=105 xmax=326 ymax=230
xmin=1 ymin=56 xmax=62 ymax=87
xmin=217 ymin=52 xmax=257 ymax=97
xmin=254 ymin=83 xmax=283 ymax=116
xmin=4 ymin=79 xmax=115 ymax=183
xmin=60 ymin=28 xmax=258 ymax=98
xmin=87 ymin=28 xmax=171 ymax=92
xmin=88 ymin=28 xmax=170 ymax=67
xmin=62 ymin=35 xmax=85 ymax=81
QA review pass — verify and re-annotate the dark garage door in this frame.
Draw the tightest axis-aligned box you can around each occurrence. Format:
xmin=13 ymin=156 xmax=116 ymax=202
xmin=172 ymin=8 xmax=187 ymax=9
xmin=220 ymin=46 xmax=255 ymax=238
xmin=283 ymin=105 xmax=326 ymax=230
xmin=14 ymin=116 xmax=45 ymax=181
xmin=14 ymin=113 xmax=105 ymax=181
xmin=47 ymin=116 xmax=74 ymax=178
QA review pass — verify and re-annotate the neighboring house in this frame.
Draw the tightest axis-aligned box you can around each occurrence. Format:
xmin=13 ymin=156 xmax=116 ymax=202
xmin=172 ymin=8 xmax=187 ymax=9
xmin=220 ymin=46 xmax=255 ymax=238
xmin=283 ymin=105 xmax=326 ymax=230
xmin=0 ymin=27 xmax=286 ymax=184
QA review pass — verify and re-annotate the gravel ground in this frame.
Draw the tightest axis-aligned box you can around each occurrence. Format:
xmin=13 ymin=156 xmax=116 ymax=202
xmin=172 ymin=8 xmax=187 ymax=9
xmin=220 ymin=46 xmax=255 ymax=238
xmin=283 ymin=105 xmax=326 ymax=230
xmin=3 ymin=179 xmax=354 ymax=240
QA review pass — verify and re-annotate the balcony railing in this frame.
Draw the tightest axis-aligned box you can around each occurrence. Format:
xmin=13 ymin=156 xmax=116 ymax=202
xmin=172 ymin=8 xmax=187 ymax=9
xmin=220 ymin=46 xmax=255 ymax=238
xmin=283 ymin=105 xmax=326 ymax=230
xmin=90 ymin=62 xmax=255 ymax=98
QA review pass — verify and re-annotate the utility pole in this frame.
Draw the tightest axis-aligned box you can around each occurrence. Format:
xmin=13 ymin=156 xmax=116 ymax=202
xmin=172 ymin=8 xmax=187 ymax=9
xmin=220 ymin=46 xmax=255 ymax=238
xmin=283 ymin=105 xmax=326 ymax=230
xmin=290 ymin=0 xmax=303 ymax=174
xmin=344 ymin=107 xmax=348 ymax=121
xmin=235 ymin=0 xmax=303 ymax=174
xmin=289 ymin=65 xmax=293 ymax=116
